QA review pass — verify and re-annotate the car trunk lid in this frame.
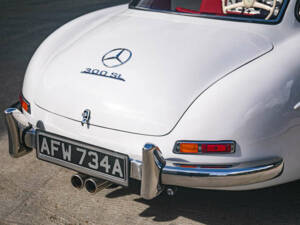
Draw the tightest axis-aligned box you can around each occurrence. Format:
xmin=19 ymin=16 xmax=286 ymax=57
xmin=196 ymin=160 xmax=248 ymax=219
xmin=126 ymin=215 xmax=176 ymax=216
xmin=35 ymin=12 xmax=273 ymax=136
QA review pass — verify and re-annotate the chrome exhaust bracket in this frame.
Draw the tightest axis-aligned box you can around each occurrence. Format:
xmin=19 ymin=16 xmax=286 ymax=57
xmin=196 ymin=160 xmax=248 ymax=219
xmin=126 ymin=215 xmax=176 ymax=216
xmin=140 ymin=143 xmax=166 ymax=200
xmin=4 ymin=104 xmax=36 ymax=158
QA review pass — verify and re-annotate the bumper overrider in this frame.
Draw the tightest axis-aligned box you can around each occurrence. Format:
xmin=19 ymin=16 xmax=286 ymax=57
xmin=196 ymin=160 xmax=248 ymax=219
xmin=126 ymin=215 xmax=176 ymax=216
xmin=4 ymin=105 xmax=284 ymax=200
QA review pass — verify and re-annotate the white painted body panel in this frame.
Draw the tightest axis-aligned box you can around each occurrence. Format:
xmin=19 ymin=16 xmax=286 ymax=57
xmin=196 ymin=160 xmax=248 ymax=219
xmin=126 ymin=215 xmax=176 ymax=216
xmin=33 ymin=13 xmax=272 ymax=136
xmin=22 ymin=1 xmax=300 ymax=190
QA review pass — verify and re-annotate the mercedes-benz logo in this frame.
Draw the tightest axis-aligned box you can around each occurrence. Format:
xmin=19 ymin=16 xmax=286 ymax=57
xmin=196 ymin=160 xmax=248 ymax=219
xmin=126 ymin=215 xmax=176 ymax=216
xmin=102 ymin=48 xmax=132 ymax=68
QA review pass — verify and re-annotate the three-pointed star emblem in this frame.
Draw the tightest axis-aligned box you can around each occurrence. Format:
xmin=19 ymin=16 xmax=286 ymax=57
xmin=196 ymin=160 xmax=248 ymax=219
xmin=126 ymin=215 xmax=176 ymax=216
xmin=102 ymin=48 xmax=132 ymax=68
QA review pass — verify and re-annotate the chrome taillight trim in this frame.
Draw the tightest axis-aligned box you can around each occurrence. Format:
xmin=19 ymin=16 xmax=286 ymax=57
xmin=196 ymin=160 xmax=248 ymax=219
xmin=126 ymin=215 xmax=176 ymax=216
xmin=173 ymin=140 xmax=236 ymax=154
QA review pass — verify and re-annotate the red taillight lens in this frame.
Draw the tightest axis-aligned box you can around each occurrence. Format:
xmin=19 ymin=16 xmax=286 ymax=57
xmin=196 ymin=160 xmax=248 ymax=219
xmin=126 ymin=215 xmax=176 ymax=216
xmin=179 ymin=164 xmax=198 ymax=168
xmin=19 ymin=94 xmax=31 ymax=114
xmin=201 ymin=144 xmax=232 ymax=153
xmin=174 ymin=141 xmax=235 ymax=154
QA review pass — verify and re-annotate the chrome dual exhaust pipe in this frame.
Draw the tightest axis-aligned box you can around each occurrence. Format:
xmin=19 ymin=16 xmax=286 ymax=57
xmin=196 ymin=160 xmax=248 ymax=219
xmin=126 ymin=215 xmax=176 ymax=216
xmin=85 ymin=178 xmax=112 ymax=194
xmin=71 ymin=173 xmax=89 ymax=189
xmin=71 ymin=174 xmax=112 ymax=193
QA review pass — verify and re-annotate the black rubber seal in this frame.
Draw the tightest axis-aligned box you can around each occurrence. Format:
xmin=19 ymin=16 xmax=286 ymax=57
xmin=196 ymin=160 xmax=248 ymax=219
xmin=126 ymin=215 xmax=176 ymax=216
xmin=296 ymin=0 xmax=300 ymax=22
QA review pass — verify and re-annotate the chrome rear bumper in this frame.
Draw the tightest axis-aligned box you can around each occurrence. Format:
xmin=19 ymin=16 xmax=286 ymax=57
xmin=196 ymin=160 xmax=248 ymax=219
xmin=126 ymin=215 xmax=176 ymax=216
xmin=4 ymin=106 xmax=284 ymax=199
xmin=4 ymin=104 xmax=35 ymax=158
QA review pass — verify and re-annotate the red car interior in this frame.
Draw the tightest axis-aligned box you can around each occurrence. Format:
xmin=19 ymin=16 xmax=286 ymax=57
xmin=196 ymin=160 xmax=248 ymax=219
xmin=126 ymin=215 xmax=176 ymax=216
xmin=175 ymin=0 xmax=256 ymax=17
xmin=176 ymin=0 xmax=224 ymax=15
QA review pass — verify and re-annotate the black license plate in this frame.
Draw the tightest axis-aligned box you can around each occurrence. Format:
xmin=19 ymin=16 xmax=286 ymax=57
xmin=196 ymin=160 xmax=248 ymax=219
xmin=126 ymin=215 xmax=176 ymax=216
xmin=36 ymin=130 xmax=129 ymax=186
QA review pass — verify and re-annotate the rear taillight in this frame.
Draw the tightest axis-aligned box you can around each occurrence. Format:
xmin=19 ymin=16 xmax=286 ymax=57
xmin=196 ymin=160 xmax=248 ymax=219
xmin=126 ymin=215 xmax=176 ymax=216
xmin=174 ymin=141 xmax=235 ymax=154
xmin=179 ymin=143 xmax=198 ymax=153
xmin=19 ymin=94 xmax=31 ymax=114
xmin=201 ymin=143 xmax=232 ymax=153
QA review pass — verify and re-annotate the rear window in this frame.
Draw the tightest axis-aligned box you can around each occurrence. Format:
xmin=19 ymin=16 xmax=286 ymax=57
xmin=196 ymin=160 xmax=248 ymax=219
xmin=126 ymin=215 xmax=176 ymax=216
xmin=129 ymin=0 xmax=289 ymax=23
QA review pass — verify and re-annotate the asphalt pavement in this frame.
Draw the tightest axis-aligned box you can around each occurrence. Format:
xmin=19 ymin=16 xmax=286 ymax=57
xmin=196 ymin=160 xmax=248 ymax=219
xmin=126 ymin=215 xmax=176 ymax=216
xmin=1 ymin=1 xmax=300 ymax=224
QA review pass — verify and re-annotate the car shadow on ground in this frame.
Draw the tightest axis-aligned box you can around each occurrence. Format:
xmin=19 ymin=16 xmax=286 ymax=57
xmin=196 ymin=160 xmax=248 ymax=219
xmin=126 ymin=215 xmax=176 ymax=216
xmin=106 ymin=180 xmax=300 ymax=225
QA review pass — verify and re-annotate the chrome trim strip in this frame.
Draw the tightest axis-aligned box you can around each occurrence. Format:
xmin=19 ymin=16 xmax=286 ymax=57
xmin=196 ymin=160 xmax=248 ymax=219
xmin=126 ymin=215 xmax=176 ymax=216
xmin=161 ymin=157 xmax=283 ymax=188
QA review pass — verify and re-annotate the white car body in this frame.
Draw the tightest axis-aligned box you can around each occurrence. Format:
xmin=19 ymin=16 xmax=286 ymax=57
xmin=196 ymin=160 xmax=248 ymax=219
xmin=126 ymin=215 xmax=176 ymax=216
xmin=4 ymin=0 xmax=300 ymax=199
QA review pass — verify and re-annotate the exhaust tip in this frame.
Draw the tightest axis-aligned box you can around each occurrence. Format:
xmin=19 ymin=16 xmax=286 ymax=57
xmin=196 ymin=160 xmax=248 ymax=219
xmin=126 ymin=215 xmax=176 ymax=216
xmin=71 ymin=174 xmax=86 ymax=189
xmin=85 ymin=179 xmax=97 ymax=193
xmin=85 ymin=178 xmax=112 ymax=194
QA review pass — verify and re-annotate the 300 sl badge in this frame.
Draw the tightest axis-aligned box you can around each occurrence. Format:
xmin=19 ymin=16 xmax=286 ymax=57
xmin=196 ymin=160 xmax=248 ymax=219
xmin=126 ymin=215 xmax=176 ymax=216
xmin=81 ymin=68 xmax=125 ymax=82
xmin=80 ymin=48 xmax=131 ymax=81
